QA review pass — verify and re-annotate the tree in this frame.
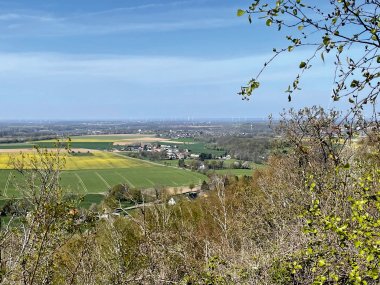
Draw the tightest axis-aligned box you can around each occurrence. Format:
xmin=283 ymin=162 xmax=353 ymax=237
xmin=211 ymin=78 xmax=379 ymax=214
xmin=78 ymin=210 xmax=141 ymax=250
xmin=178 ymin=158 xmax=185 ymax=168
xmin=2 ymin=147 xmax=84 ymax=284
xmin=236 ymin=3 xmax=380 ymax=283
xmin=201 ymin=180 xmax=210 ymax=191
xmin=238 ymin=0 xmax=380 ymax=120
xmin=108 ymin=184 xmax=129 ymax=202
xmin=199 ymin=153 xmax=212 ymax=161
xmin=286 ymin=166 xmax=380 ymax=284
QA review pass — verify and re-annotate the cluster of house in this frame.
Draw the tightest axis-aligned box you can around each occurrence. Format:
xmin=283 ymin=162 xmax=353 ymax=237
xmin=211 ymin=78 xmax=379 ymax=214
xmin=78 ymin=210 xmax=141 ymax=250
xmin=117 ymin=143 xmax=190 ymax=160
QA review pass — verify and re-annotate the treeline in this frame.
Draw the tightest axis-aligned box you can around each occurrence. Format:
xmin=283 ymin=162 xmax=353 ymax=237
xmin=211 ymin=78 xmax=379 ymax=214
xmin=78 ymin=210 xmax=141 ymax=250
xmin=124 ymin=150 xmax=168 ymax=161
xmin=207 ymin=136 xmax=272 ymax=163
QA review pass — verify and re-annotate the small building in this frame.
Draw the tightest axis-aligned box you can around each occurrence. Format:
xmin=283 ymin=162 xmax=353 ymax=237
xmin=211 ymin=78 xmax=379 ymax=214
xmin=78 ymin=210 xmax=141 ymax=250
xmin=168 ymin=197 xmax=176 ymax=206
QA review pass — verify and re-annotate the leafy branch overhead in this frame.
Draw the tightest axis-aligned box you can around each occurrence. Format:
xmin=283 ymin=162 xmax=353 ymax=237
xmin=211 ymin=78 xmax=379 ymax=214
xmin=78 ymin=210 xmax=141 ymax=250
xmin=238 ymin=0 xmax=380 ymax=112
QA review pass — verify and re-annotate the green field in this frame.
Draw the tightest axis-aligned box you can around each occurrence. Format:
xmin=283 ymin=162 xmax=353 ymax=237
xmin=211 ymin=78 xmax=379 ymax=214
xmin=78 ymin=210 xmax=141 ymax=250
xmin=36 ymin=141 xmax=114 ymax=150
xmin=0 ymin=135 xmax=225 ymax=155
xmin=0 ymin=166 xmax=205 ymax=198
xmin=159 ymin=140 xmax=225 ymax=156
xmin=0 ymin=151 xmax=207 ymax=198
xmin=0 ymin=143 xmax=34 ymax=149
xmin=37 ymin=134 xmax=157 ymax=143
xmin=0 ymin=134 xmax=220 ymax=201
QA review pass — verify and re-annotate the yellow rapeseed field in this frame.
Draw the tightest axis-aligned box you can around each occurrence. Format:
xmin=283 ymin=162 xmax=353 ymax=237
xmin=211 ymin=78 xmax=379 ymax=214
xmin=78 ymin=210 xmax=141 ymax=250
xmin=0 ymin=151 xmax=149 ymax=170
xmin=0 ymin=153 xmax=13 ymax=169
xmin=65 ymin=152 xmax=147 ymax=170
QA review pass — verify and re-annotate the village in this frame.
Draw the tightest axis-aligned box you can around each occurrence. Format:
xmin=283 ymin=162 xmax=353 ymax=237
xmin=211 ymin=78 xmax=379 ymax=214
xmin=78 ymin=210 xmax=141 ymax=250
xmin=115 ymin=142 xmax=212 ymax=160
xmin=112 ymin=140 xmax=256 ymax=174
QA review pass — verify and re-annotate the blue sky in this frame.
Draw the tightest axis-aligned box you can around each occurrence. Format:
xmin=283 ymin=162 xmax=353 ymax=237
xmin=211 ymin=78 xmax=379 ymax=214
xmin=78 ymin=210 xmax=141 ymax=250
xmin=0 ymin=0 xmax=337 ymax=120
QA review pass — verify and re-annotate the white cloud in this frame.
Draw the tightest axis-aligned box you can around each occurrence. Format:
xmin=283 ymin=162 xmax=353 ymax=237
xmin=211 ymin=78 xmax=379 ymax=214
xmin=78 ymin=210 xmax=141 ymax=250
xmin=0 ymin=13 xmax=20 ymax=20
xmin=78 ymin=1 xmax=191 ymax=17
xmin=0 ymin=50 xmax=339 ymax=120
xmin=0 ymin=51 xmax=333 ymax=86
xmin=0 ymin=12 xmax=61 ymax=22
xmin=0 ymin=2 xmax=244 ymax=37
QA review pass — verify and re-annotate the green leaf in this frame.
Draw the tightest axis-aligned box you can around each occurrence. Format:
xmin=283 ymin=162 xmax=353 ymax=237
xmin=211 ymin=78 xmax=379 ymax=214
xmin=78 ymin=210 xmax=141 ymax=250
xmin=266 ymin=19 xmax=272 ymax=26
xmin=377 ymin=56 xmax=380 ymax=63
xmin=350 ymin=80 xmax=359 ymax=88
xmin=237 ymin=9 xmax=246 ymax=17
xmin=299 ymin=61 xmax=307 ymax=68
xmin=298 ymin=25 xmax=304 ymax=31
xmin=323 ymin=36 xmax=331 ymax=46
xmin=367 ymin=254 xmax=375 ymax=262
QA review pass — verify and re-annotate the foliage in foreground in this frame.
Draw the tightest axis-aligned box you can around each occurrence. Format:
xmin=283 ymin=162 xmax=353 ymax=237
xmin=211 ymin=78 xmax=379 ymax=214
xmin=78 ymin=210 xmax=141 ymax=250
xmin=0 ymin=108 xmax=377 ymax=284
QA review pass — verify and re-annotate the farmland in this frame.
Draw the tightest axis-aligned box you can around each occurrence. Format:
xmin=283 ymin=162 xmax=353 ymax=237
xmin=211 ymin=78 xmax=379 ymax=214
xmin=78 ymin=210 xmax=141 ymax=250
xmin=0 ymin=134 xmax=249 ymax=201
xmin=0 ymin=148 xmax=207 ymax=199
xmin=0 ymin=135 xmax=226 ymax=157
xmin=36 ymin=134 xmax=170 ymax=150
xmin=0 ymin=132 xmax=262 ymax=202
xmin=157 ymin=140 xmax=225 ymax=157
xmin=0 ymin=134 xmax=166 ymax=150
xmin=0 ymin=166 xmax=205 ymax=198
xmin=0 ymin=151 xmax=145 ymax=170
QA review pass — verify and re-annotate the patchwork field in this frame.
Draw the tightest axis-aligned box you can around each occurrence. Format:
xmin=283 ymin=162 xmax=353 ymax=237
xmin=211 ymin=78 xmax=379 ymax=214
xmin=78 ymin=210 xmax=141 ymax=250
xmin=37 ymin=134 xmax=170 ymax=145
xmin=0 ymin=135 xmax=225 ymax=157
xmin=0 ymin=150 xmax=207 ymax=198
xmin=0 ymin=134 xmax=168 ymax=151
xmin=0 ymin=134 xmax=223 ymax=201
xmin=36 ymin=134 xmax=158 ymax=142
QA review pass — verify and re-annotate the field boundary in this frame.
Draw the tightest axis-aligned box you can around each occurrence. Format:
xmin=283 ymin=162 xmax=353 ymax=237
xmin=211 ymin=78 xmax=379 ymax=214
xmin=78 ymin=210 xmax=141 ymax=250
xmin=95 ymin=172 xmax=111 ymax=188
xmin=146 ymin=178 xmax=155 ymax=186
xmin=112 ymin=152 xmax=178 ymax=169
xmin=112 ymin=152 xmax=196 ymax=174
xmin=3 ymin=171 xmax=12 ymax=198
xmin=75 ymin=173 xmax=88 ymax=193
xmin=115 ymin=172 xmax=136 ymax=188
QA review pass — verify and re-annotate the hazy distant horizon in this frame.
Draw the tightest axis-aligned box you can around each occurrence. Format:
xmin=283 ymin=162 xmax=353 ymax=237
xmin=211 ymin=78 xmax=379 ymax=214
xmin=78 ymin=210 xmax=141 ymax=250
xmin=0 ymin=117 xmax=272 ymax=123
